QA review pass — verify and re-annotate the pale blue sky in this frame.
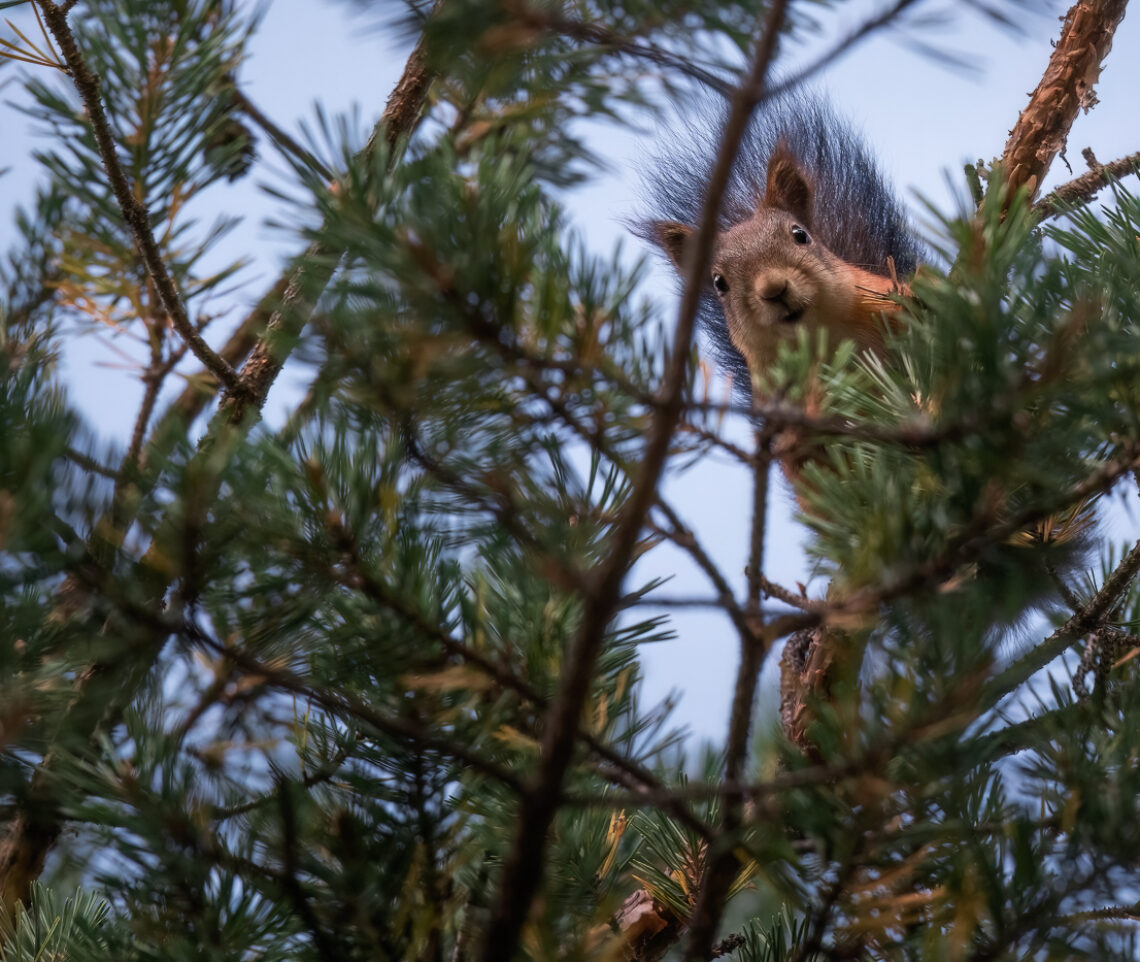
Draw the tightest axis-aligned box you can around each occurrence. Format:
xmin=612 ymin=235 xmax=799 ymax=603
xmin=2 ymin=0 xmax=1138 ymax=741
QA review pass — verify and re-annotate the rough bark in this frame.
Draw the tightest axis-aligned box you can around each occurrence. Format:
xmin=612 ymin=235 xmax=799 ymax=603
xmin=999 ymin=0 xmax=1130 ymax=202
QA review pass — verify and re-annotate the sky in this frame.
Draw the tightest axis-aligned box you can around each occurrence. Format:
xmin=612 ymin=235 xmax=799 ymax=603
xmin=2 ymin=0 xmax=1139 ymax=742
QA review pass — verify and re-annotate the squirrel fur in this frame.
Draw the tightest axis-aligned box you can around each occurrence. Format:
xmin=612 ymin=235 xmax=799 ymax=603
xmin=637 ymin=93 xmax=923 ymax=400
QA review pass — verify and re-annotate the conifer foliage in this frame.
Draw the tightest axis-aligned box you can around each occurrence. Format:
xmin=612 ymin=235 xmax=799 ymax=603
xmin=2 ymin=1 xmax=1140 ymax=959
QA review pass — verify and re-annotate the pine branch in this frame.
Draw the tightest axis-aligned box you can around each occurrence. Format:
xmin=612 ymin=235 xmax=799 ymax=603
xmin=1034 ymin=146 xmax=1140 ymax=219
xmin=326 ymin=510 xmax=720 ymax=843
xmin=983 ymin=536 xmax=1140 ymax=712
xmin=761 ymin=441 xmax=1140 ymax=645
xmin=213 ymin=3 xmax=439 ymax=429
xmin=998 ymin=0 xmax=1130 ymax=204
xmin=0 ymin=5 xmax=442 ymax=916
xmin=35 ymin=0 xmax=242 ymax=394
xmin=148 ymin=3 xmax=440 ymax=439
xmin=126 ymin=596 xmax=528 ymax=790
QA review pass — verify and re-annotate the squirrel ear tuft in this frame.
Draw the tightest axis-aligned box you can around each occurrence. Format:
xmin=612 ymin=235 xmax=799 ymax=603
xmin=650 ymin=220 xmax=696 ymax=272
xmin=765 ymin=142 xmax=813 ymax=227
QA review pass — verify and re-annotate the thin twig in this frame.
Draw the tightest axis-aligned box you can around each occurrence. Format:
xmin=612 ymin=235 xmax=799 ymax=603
xmin=1034 ymin=147 xmax=1140 ymax=219
xmin=651 ymin=499 xmax=760 ymax=646
xmin=983 ymin=536 xmax=1140 ymax=712
xmin=230 ymin=83 xmax=334 ymax=182
xmin=564 ymin=761 xmax=862 ymax=810
xmin=516 ymin=7 xmax=733 ymax=94
xmin=36 ymin=0 xmax=242 ymax=393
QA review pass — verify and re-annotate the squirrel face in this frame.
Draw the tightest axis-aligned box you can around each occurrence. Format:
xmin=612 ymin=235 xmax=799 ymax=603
xmin=650 ymin=142 xmax=899 ymax=394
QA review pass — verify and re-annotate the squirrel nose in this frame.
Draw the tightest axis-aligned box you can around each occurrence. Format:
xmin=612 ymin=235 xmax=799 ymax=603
xmin=758 ymin=278 xmax=788 ymax=302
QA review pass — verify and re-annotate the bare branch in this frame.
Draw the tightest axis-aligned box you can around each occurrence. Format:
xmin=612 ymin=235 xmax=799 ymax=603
xmin=1034 ymin=146 xmax=1140 ymax=219
xmin=999 ymin=0 xmax=1130 ymax=204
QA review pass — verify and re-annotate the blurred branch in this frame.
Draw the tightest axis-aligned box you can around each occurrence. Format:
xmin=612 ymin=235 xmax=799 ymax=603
xmin=764 ymin=0 xmax=923 ymax=101
xmin=64 ymin=446 xmax=119 ymax=480
xmin=230 ymin=82 xmax=334 ymax=182
xmin=785 ymin=858 xmax=858 ymax=962
xmin=513 ymin=6 xmax=732 ymax=94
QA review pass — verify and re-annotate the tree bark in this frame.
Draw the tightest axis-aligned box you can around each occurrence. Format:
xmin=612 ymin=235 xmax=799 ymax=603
xmin=999 ymin=0 xmax=1130 ymax=202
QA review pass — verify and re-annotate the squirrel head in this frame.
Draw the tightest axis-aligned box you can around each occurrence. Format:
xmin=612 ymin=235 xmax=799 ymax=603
xmin=649 ymin=141 xmax=890 ymax=391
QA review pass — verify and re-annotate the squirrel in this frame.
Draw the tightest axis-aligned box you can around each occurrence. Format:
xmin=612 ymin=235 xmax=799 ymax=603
xmin=635 ymin=94 xmax=1097 ymax=541
xmin=637 ymin=93 xmax=923 ymax=406
xmin=636 ymin=95 xmax=1097 ymax=752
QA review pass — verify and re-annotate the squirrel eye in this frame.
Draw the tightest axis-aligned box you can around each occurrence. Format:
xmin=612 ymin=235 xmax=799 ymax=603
xmin=791 ymin=225 xmax=811 ymax=245
xmin=712 ymin=272 xmax=729 ymax=294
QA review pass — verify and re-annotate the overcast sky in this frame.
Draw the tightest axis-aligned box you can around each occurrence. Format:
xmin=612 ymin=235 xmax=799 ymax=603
xmin=2 ymin=0 xmax=1138 ymax=741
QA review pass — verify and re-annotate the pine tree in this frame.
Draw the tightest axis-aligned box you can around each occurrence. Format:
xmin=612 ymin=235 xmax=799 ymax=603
xmin=2 ymin=1 xmax=1140 ymax=960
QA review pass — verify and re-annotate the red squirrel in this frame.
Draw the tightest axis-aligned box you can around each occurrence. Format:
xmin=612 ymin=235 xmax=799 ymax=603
xmin=638 ymin=94 xmax=922 ymax=411
xmin=637 ymin=96 xmax=921 ymax=493
xmin=649 ymin=139 xmax=911 ymax=384
xmin=638 ymin=94 xmax=1092 ymax=554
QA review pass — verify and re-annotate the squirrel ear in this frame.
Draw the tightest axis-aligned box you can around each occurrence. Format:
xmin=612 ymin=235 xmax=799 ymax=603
xmin=650 ymin=220 xmax=696 ymax=272
xmin=764 ymin=143 xmax=813 ymax=227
